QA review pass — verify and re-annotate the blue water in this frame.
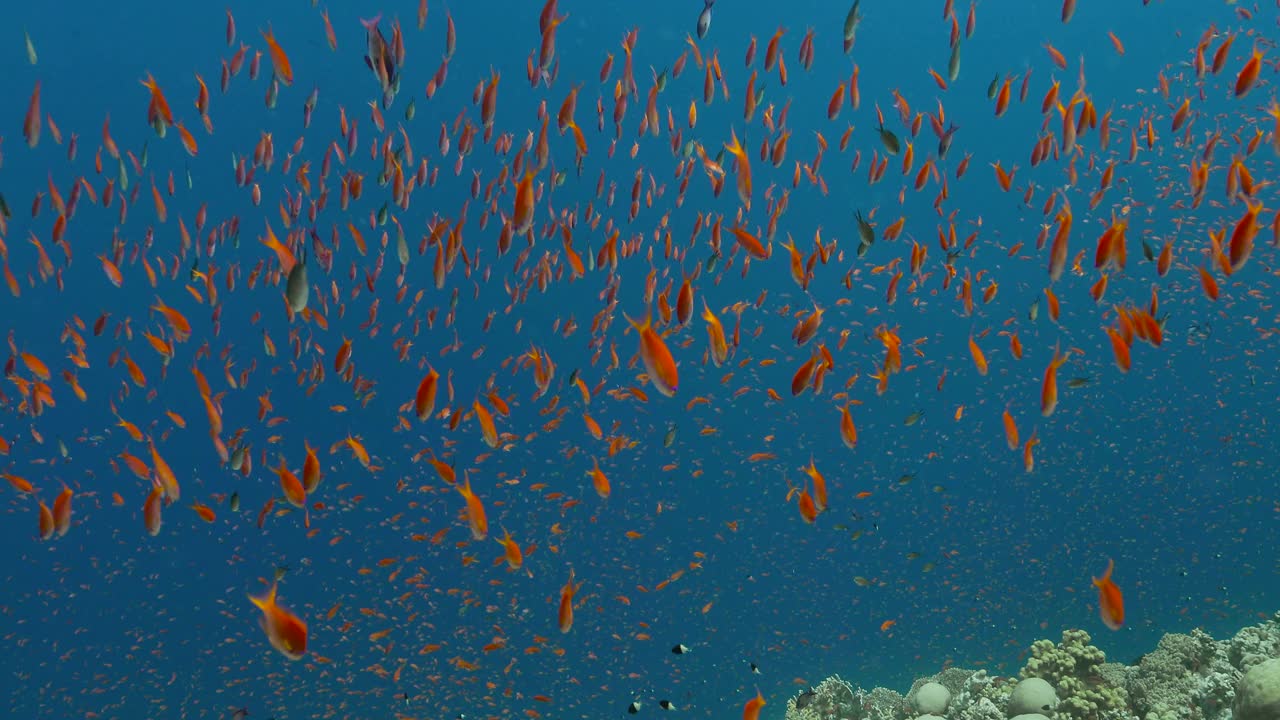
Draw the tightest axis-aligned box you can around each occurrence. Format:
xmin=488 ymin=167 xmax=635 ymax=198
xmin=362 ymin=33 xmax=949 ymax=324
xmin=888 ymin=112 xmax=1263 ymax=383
xmin=1 ymin=0 xmax=1276 ymax=718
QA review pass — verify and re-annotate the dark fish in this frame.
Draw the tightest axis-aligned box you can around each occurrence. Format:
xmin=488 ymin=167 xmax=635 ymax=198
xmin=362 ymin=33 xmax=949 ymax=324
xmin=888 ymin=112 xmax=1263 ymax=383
xmin=843 ymin=0 xmax=862 ymax=50
xmin=938 ymin=123 xmax=959 ymax=159
xmin=629 ymin=702 xmax=643 ymax=714
xmin=230 ymin=709 xmax=249 ymax=720
xmin=696 ymin=1 xmax=714 ymax=39
xmin=232 ymin=443 xmax=249 ymax=471
xmin=794 ymin=690 xmax=818 ymax=710
xmin=749 ymin=661 xmax=761 ymax=674
xmin=286 ymin=250 xmax=309 ymax=313
xmin=659 ymin=700 xmax=676 ymax=711
xmin=855 ymin=211 xmax=875 ymax=246
xmin=229 ymin=491 xmax=240 ymax=512
xmin=986 ymin=74 xmax=1001 ymax=100
xmin=947 ymin=41 xmax=961 ymax=82
xmin=877 ymin=123 xmax=900 ymax=155
xmin=671 ymin=643 xmax=690 ymax=654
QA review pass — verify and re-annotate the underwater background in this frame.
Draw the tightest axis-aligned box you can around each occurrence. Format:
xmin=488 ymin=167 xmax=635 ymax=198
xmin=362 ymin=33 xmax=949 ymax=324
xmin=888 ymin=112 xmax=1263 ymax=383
xmin=0 ymin=0 xmax=1277 ymax=718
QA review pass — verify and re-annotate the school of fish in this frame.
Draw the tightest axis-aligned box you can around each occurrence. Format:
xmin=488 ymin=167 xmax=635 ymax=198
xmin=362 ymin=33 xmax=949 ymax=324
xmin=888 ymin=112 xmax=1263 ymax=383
xmin=7 ymin=0 xmax=1280 ymax=716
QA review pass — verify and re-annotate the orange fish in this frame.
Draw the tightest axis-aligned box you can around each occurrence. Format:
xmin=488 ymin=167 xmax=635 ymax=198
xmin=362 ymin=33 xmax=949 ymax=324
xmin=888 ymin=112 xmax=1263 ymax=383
xmin=457 ymin=473 xmax=488 ymax=541
xmin=557 ymin=567 xmax=579 ymax=633
xmin=589 ymin=457 xmax=611 ymax=499
xmin=248 ymin=580 xmax=308 ymax=659
xmin=260 ymin=25 xmax=294 ymax=86
xmin=625 ymin=311 xmax=678 ymax=397
xmin=1092 ymin=559 xmax=1124 ymax=630
xmin=1040 ymin=343 xmax=1067 ymax=416
xmin=742 ymin=690 xmax=766 ymax=720
xmin=497 ymin=528 xmax=524 ymax=570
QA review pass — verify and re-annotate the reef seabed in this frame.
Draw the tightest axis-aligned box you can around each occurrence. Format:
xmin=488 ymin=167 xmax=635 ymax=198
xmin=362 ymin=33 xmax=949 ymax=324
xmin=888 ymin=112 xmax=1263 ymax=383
xmin=782 ymin=611 xmax=1280 ymax=720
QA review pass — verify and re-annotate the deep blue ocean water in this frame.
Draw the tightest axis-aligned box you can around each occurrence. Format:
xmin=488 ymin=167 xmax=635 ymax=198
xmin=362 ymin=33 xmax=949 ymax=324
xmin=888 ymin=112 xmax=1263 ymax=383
xmin=0 ymin=0 xmax=1276 ymax=718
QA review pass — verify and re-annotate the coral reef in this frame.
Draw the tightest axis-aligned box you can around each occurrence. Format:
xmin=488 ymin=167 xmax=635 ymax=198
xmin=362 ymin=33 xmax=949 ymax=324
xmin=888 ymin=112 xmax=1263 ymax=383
xmin=1019 ymin=629 xmax=1129 ymax=719
xmin=782 ymin=611 xmax=1280 ymax=720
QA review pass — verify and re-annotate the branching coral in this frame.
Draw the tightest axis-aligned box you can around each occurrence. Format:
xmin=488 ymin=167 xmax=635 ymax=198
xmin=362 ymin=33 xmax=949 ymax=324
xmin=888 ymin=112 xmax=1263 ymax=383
xmin=1019 ymin=629 xmax=1130 ymax=720
xmin=784 ymin=675 xmax=866 ymax=720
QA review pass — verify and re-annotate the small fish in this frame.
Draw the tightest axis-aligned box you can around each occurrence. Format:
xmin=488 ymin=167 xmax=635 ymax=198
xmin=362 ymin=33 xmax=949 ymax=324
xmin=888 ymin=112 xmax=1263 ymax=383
xmin=286 ymin=250 xmax=309 ymax=313
xmin=843 ymin=0 xmax=863 ymax=48
xmin=1028 ymin=299 xmax=1040 ymax=322
xmin=947 ymin=41 xmax=961 ymax=82
xmin=749 ymin=661 xmax=761 ymax=674
xmin=987 ymin=74 xmax=1001 ymax=100
xmin=230 ymin=491 xmax=240 ymax=512
xmin=23 ymin=28 xmax=37 ymax=65
xmin=855 ymin=211 xmax=875 ymax=246
xmin=230 ymin=443 xmax=246 ymax=470
xmin=794 ymin=690 xmax=818 ymax=710
xmin=938 ymin=123 xmax=959 ymax=158
xmin=663 ymin=424 xmax=677 ymax=448
xmin=696 ymin=0 xmax=714 ymax=39
xmin=230 ymin=709 xmax=249 ymax=720
xmin=274 ymin=565 xmax=289 ymax=581
xmin=628 ymin=702 xmax=643 ymax=714
xmin=877 ymin=123 xmax=900 ymax=155
xmin=904 ymin=410 xmax=924 ymax=426
xmin=671 ymin=643 xmax=690 ymax=654
xmin=1066 ymin=376 xmax=1092 ymax=389
xmin=658 ymin=700 xmax=676 ymax=711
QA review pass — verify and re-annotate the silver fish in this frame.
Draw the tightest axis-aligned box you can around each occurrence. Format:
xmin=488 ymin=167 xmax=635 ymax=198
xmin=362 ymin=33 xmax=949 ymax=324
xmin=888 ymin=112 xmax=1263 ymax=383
xmin=696 ymin=0 xmax=714 ymax=40
xmin=843 ymin=0 xmax=862 ymax=51
xmin=396 ymin=223 xmax=410 ymax=266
